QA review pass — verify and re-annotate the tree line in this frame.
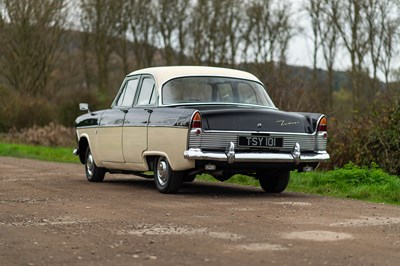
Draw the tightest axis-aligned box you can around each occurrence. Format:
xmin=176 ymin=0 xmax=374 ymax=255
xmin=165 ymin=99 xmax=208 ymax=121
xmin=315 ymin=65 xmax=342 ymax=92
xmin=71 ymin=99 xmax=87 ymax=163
xmin=0 ymin=0 xmax=399 ymax=112
xmin=0 ymin=0 xmax=399 ymax=174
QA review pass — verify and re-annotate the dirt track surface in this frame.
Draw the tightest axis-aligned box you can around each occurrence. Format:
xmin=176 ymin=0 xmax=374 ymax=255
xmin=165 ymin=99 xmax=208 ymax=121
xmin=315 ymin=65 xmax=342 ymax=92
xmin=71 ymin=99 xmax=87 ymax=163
xmin=0 ymin=157 xmax=399 ymax=266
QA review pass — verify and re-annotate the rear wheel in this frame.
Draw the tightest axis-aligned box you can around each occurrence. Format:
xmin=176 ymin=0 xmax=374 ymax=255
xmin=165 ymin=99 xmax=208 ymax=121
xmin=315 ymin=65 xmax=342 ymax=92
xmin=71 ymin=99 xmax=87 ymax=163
xmin=85 ymin=147 xmax=106 ymax=182
xmin=258 ymin=170 xmax=290 ymax=193
xmin=154 ymin=156 xmax=183 ymax=193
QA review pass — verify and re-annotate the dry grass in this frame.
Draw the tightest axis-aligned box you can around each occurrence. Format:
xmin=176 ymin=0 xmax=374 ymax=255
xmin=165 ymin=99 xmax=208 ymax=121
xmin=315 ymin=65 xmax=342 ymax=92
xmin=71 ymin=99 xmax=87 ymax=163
xmin=0 ymin=123 xmax=75 ymax=147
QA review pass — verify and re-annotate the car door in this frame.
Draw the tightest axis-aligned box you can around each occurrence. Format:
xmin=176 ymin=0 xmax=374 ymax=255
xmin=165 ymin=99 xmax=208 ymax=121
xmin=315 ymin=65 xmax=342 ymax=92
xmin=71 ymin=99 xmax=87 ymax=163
xmin=122 ymin=75 xmax=158 ymax=164
xmin=96 ymin=77 xmax=139 ymax=163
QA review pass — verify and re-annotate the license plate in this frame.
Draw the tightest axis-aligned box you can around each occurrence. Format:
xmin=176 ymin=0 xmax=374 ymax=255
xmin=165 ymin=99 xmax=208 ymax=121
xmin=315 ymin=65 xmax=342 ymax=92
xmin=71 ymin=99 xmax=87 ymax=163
xmin=238 ymin=136 xmax=283 ymax=148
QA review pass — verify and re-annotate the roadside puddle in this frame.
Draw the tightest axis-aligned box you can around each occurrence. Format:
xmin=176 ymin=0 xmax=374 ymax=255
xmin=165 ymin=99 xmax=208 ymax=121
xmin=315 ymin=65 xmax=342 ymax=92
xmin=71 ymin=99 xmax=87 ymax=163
xmin=235 ymin=243 xmax=288 ymax=251
xmin=118 ymin=224 xmax=243 ymax=241
xmin=282 ymin=230 xmax=353 ymax=241
xmin=228 ymin=207 xmax=256 ymax=211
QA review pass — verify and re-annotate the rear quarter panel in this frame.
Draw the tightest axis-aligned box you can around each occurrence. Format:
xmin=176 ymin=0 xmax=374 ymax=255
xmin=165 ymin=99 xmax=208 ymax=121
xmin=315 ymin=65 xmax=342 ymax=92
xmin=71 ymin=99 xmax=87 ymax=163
xmin=146 ymin=108 xmax=195 ymax=171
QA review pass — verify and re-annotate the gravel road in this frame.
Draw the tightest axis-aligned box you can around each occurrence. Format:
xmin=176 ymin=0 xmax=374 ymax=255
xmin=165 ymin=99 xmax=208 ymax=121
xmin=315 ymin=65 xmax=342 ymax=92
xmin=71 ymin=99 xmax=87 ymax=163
xmin=0 ymin=157 xmax=399 ymax=266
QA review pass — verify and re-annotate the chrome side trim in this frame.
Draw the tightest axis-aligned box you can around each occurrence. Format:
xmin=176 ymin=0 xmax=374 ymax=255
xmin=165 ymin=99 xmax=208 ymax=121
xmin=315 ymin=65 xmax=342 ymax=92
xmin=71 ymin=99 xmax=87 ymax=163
xmin=183 ymin=148 xmax=330 ymax=164
xmin=204 ymin=129 xmax=312 ymax=136
xmin=76 ymin=125 xmax=98 ymax=129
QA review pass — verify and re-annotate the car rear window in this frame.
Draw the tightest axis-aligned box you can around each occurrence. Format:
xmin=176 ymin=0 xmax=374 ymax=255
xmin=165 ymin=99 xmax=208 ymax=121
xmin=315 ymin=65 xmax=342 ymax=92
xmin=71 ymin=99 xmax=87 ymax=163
xmin=162 ymin=76 xmax=275 ymax=108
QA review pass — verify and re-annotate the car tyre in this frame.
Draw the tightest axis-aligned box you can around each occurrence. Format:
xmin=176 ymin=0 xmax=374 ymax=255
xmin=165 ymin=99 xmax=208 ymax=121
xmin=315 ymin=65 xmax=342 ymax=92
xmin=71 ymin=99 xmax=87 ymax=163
xmin=154 ymin=156 xmax=183 ymax=193
xmin=85 ymin=147 xmax=106 ymax=182
xmin=258 ymin=170 xmax=290 ymax=193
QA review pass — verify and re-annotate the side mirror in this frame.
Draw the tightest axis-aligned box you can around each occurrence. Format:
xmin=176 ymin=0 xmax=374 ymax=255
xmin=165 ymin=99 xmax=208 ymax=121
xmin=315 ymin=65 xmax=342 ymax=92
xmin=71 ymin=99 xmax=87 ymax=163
xmin=79 ymin=103 xmax=90 ymax=113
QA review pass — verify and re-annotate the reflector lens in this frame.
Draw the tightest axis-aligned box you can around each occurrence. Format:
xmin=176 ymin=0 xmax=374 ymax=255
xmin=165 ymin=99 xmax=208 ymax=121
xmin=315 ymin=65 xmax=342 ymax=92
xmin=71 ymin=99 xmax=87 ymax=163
xmin=318 ymin=117 xmax=327 ymax=132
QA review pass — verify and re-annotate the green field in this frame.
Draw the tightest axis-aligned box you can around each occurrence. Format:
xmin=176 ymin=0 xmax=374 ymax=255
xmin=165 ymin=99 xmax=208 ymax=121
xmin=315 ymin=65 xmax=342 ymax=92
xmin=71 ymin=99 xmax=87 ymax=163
xmin=1 ymin=142 xmax=398 ymax=205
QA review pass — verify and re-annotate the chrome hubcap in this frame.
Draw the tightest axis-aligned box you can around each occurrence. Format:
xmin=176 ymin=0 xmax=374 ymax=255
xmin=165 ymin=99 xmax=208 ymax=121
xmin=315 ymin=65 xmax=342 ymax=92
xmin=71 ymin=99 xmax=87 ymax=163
xmin=86 ymin=152 xmax=94 ymax=178
xmin=157 ymin=159 xmax=168 ymax=186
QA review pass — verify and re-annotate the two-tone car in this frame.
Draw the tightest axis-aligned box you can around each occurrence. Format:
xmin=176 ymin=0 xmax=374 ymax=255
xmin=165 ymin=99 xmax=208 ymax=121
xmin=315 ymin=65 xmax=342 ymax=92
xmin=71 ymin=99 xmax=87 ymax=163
xmin=74 ymin=66 xmax=329 ymax=193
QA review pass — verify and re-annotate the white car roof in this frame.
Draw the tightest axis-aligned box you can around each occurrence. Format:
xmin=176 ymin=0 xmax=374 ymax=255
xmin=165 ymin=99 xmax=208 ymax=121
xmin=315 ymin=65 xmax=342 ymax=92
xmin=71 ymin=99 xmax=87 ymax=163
xmin=127 ymin=66 xmax=262 ymax=87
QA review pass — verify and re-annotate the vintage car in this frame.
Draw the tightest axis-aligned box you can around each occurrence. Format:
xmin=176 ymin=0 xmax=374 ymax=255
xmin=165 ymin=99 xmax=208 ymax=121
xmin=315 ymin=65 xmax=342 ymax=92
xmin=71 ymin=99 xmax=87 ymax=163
xmin=74 ymin=66 xmax=329 ymax=193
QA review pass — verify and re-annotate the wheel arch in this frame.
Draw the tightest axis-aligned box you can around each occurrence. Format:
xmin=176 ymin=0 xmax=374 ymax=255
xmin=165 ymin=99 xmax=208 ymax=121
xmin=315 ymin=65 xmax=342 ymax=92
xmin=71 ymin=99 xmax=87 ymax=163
xmin=143 ymin=151 xmax=170 ymax=170
xmin=143 ymin=150 xmax=194 ymax=171
xmin=78 ymin=135 xmax=90 ymax=164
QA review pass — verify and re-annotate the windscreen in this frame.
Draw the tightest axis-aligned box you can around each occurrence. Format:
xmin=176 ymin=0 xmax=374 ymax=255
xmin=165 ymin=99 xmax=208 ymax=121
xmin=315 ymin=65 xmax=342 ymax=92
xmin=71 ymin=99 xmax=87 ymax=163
xmin=162 ymin=77 xmax=275 ymax=108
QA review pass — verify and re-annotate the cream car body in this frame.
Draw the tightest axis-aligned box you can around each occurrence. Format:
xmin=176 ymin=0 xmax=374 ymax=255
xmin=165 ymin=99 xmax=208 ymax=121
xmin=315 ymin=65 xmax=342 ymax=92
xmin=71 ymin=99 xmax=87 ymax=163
xmin=74 ymin=66 xmax=329 ymax=193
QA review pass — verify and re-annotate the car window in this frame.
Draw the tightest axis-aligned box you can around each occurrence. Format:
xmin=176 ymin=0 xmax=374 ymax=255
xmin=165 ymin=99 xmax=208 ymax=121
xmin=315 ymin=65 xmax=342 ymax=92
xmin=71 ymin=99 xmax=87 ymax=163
xmin=115 ymin=78 xmax=139 ymax=107
xmin=163 ymin=79 xmax=212 ymax=104
xmin=136 ymin=77 xmax=155 ymax=106
xmin=238 ymin=82 xmax=258 ymax=104
xmin=216 ymin=83 xmax=233 ymax=102
xmin=149 ymin=85 xmax=158 ymax=105
xmin=115 ymin=83 xmax=127 ymax=107
xmin=121 ymin=78 xmax=139 ymax=107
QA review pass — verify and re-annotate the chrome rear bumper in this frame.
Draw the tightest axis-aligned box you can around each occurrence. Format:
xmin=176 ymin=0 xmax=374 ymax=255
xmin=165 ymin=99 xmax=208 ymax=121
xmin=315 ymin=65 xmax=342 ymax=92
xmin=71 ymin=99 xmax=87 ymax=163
xmin=183 ymin=142 xmax=329 ymax=164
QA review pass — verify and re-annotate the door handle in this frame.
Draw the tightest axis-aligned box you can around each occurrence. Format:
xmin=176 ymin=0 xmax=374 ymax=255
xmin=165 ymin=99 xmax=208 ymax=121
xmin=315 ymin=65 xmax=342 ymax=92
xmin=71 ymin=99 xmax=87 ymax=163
xmin=144 ymin=109 xmax=153 ymax=114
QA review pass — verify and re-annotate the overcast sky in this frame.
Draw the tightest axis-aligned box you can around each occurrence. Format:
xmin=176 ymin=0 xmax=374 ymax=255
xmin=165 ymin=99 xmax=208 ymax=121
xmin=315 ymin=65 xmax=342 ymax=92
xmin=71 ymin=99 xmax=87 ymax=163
xmin=287 ymin=0 xmax=399 ymax=81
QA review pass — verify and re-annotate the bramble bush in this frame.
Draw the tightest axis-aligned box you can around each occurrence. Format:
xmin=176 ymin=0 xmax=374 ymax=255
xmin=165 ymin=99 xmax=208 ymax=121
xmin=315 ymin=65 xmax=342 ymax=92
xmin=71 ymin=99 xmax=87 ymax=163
xmin=0 ymin=88 xmax=55 ymax=131
xmin=327 ymin=100 xmax=400 ymax=176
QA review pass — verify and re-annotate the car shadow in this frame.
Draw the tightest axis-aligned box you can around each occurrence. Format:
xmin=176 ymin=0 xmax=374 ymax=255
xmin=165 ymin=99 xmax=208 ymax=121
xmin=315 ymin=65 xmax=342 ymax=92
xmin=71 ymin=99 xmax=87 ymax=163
xmin=97 ymin=175 xmax=312 ymax=200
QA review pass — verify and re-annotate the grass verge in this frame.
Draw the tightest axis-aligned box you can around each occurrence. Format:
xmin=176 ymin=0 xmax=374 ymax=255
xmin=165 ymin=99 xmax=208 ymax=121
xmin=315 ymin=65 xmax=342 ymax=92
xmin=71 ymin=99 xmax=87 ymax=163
xmin=195 ymin=163 xmax=400 ymax=205
xmin=288 ymin=163 xmax=400 ymax=205
xmin=0 ymin=142 xmax=78 ymax=163
xmin=1 ymin=142 xmax=398 ymax=205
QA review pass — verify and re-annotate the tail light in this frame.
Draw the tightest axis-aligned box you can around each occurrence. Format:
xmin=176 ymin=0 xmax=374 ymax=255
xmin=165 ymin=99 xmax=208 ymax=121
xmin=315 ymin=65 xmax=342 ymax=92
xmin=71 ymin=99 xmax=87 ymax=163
xmin=317 ymin=116 xmax=327 ymax=140
xmin=191 ymin=111 xmax=202 ymax=135
xmin=318 ymin=117 xmax=327 ymax=132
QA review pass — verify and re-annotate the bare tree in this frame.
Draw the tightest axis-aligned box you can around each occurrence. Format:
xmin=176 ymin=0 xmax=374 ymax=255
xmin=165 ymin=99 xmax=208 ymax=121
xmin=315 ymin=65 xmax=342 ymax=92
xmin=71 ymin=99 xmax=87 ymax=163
xmin=243 ymin=0 xmax=273 ymax=64
xmin=175 ymin=0 xmax=190 ymax=64
xmin=243 ymin=0 xmax=293 ymax=66
xmin=378 ymin=3 xmax=400 ymax=90
xmin=305 ymin=0 xmax=322 ymax=93
xmin=0 ymin=0 xmax=67 ymax=96
xmin=187 ymin=0 xmax=244 ymax=66
xmin=189 ymin=0 xmax=209 ymax=64
xmin=332 ymin=0 xmax=369 ymax=111
xmin=209 ymin=1 xmax=227 ymax=65
xmin=191 ymin=0 xmax=226 ymax=65
xmin=155 ymin=0 xmax=190 ymax=65
xmin=222 ymin=0 xmax=244 ymax=66
xmin=129 ymin=0 xmax=157 ymax=68
xmin=80 ymin=0 xmax=121 ymax=97
xmin=274 ymin=1 xmax=293 ymax=65
xmin=319 ymin=0 xmax=339 ymax=109
xmin=363 ymin=0 xmax=386 ymax=95
xmin=156 ymin=0 xmax=176 ymax=65
xmin=115 ymin=0 xmax=131 ymax=75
